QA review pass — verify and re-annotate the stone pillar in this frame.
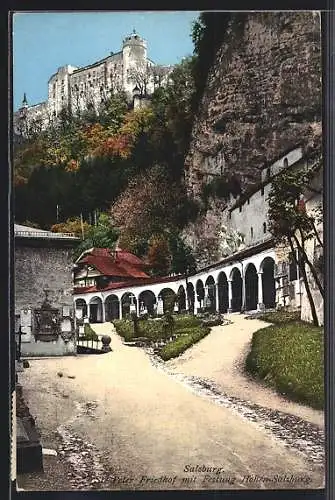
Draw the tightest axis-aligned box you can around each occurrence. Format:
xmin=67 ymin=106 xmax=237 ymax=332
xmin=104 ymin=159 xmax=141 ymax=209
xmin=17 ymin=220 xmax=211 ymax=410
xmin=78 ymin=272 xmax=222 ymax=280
xmin=257 ymin=272 xmax=265 ymax=311
xmin=215 ymin=283 xmax=220 ymax=313
xmin=228 ymin=280 xmax=233 ymax=313
xmin=119 ymin=300 xmax=123 ymax=319
xmin=101 ymin=301 xmax=105 ymax=323
xmin=241 ymin=276 xmax=246 ymax=313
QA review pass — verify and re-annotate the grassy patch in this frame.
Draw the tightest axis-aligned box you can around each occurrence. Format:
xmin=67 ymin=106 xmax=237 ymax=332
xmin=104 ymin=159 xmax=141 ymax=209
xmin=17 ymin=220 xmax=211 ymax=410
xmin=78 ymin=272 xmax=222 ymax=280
xmin=159 ymin=326 xmax=211 ymax=361
xmin=246 ymin=321 xmax=324 ymax=410
xmin=256 ymin=309 xmax=301 ymax=324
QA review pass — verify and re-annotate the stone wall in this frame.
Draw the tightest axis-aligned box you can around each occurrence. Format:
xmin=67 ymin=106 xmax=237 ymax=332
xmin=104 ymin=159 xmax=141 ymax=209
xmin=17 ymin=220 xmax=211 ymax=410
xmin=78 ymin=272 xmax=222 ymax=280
xmin=183 ymin=11 xmax=322 ymax=269
xmin=15 ymin=239 xmax=77 ymax=356
xmin=185 ymin=12 xmax=322 ymax=197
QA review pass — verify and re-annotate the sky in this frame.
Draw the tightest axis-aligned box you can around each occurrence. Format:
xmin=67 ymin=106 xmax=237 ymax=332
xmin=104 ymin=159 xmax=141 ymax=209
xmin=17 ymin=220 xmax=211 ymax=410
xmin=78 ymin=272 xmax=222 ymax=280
xmin=12 ymin=11 xmax=200 ymax=111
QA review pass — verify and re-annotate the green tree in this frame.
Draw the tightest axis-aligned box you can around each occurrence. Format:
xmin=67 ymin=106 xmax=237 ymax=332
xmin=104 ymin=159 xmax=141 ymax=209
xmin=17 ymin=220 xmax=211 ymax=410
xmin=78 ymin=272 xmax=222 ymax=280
xmin=268 ymin=156 xmax=323 ymax=326
xmin=74 ymin=213 xmax=120 ymax=260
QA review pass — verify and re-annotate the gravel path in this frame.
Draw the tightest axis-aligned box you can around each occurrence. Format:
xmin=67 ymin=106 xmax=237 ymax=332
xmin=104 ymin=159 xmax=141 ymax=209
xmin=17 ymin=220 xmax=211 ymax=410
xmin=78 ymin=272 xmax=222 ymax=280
xmin=164 ymin=313 xmax=324 ymax=427
xmin=16 ymin=320 xmax=324 ymax=491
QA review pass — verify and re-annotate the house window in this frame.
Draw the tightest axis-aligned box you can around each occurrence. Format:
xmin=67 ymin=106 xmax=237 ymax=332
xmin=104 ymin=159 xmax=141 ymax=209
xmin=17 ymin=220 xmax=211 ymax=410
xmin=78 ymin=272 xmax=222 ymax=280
xmin=263 ymin=222 xmax=267 ymax=233
xmin=251 ymin=227 xmax=254 ymax=238
xmin=289 ymin=251 xmax=298 ymax=281
xmin=261 ymin=186 xmax=265 ymax=196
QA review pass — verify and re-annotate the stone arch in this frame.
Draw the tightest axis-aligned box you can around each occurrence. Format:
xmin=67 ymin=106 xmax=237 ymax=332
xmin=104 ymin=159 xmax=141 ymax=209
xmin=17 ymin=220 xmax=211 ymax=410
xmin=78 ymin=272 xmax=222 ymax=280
xmin=217 ymin=272 xmax=229 ymax=313
xmin=187 ymin=282 xmax=195 ymax=314
xmin=138 ymin=290 xmax=156 ymax=316
xmin=245 ymin=263 xmax=258 ymax=311
xmin=89 ymin=296 xmax=103 ymax=323
xmin=121 ymin=292 xmax=137 ymax=318
xmin=260 ymin=257 xmax=276 ymax=309
xmin=75 ymin=298 xmax=87 ymax=320
xmin=104 ymin=294 xmax=120 ymax=321
xmin=158 ymin=288 xmax=176 ymax=314
xmin=177 ymin=285 xmax=186 ymax=313
xmin=205 ymin=275 xmax=216 ymax=312
xmin=230 ymin=267 xmax=242 ymax=312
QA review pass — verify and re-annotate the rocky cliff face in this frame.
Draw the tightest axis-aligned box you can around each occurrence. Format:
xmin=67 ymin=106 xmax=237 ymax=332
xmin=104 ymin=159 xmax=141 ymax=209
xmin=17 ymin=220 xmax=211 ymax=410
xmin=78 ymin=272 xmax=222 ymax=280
xmin=183 ymin=12 xmax=322 ymax=269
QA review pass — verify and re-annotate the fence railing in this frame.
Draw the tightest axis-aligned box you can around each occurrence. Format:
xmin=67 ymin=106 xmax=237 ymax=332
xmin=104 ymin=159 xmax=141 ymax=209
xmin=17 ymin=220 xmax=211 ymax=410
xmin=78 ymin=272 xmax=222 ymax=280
xmin=15 ymin=230 xmax=78 ymax=239
xmin=76 ymin=336 xmax=103 ymax=351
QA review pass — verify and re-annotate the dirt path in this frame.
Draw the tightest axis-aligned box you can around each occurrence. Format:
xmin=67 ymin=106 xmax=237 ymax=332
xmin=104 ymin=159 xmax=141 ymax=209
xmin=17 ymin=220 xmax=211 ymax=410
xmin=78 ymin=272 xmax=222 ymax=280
xmin=17 ymin=322 xmax=324 ymax=491
xmin=165 ymin=313 xmax=324 ymax=427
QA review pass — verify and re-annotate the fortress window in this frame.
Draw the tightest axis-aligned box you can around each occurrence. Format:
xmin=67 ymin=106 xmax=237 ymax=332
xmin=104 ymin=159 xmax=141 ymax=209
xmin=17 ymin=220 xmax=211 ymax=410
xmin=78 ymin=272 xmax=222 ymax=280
xmin=263 ymin=222 xmax=267 ymax=233
xmin=251 ymin=227 xmax=254 ymax=238
xmin=229 ymin=212 xmax=232 ymax=220
xmin=283 ymin=158 xmax=288 ymax=168
xmin=247 ymin=198 xmax=250 ymax=205
xmin=261 ymin=186 xmax=265 ymax=196
xmin=266 ymin=167 xmax=271 ymax=179
xmin=239 ymin=205 xmax=242 ymax=212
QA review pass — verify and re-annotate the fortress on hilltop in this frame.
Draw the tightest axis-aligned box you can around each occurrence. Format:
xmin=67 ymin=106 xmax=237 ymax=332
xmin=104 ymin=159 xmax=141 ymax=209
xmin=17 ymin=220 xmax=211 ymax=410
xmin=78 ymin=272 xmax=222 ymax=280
xmin=14 ymin=30 xmax=172 ymax=135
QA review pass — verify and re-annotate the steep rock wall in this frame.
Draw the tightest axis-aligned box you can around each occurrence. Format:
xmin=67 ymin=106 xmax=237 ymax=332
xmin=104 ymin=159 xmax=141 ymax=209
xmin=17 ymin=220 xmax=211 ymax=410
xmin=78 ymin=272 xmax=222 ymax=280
xmin=184 ymin=12 xmax=322 ymax=268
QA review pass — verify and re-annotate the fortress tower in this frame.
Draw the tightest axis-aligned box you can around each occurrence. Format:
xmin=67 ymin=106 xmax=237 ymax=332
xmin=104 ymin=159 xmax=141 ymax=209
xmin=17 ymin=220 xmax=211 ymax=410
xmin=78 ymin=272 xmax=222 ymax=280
xmin=14 ymin=31 xmax=171 ymax=135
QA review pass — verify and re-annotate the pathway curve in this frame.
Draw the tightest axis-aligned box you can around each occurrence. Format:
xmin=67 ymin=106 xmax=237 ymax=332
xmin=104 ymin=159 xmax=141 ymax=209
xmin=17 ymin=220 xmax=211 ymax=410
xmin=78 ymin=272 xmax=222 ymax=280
xmin=17 ymin=321 xmax=324 ymax=491
xmin=164 ymin=313 xmax=324 ymax=427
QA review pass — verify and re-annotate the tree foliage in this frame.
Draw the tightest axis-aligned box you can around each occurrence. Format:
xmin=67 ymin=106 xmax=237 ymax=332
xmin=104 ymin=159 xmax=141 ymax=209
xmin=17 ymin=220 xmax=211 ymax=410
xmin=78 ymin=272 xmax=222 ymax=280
xmin=72 ymin=213 xmax=120 ymax=260
xmin=146 ymin=234 xmax=172 ymax=277
xmin=268 ymin=157 xmax=323 ymax=326
xmin=51 ymin=216 xmax=91 ymax=237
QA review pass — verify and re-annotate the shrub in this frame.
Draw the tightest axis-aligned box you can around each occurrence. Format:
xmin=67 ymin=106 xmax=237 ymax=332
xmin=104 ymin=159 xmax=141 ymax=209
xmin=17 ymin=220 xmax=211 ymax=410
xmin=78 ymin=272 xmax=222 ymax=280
xmin=83 ymin=324 xmax=99 ymax=341
xmin=159 ymin=326 xmax=210 ymax=361
xmin=197 ymin=311 xmax=224 ymax=327
xmin=162 ymin=312 xmax=175 ymax=339
xmin=174 ymin=314 xmax=201 ymax=328
xmin=257 ymin=309 xmax=301 ymax=324
xmin=131 ymin=312 xmax=140 ymax=337
xmin=245 ymin=321 xmax=324 ymax=409
xmin=114 ymin=318 xmax=164 ymax=341
xmin=113 ymin=319 xmax=134 ymax=342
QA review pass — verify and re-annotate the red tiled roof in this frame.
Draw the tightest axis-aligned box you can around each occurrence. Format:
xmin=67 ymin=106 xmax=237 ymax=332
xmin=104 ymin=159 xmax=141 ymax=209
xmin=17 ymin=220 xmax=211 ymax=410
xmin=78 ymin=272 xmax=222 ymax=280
xmin=77 ymin=247 xmax=149 ymax=280
xmin=73 ymin=274 xmax=184 ymax=295
xmin=80 ymin=255 xmax=149 ymax=279
xmin=115 ymin=250 xmax=145 ymax=266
